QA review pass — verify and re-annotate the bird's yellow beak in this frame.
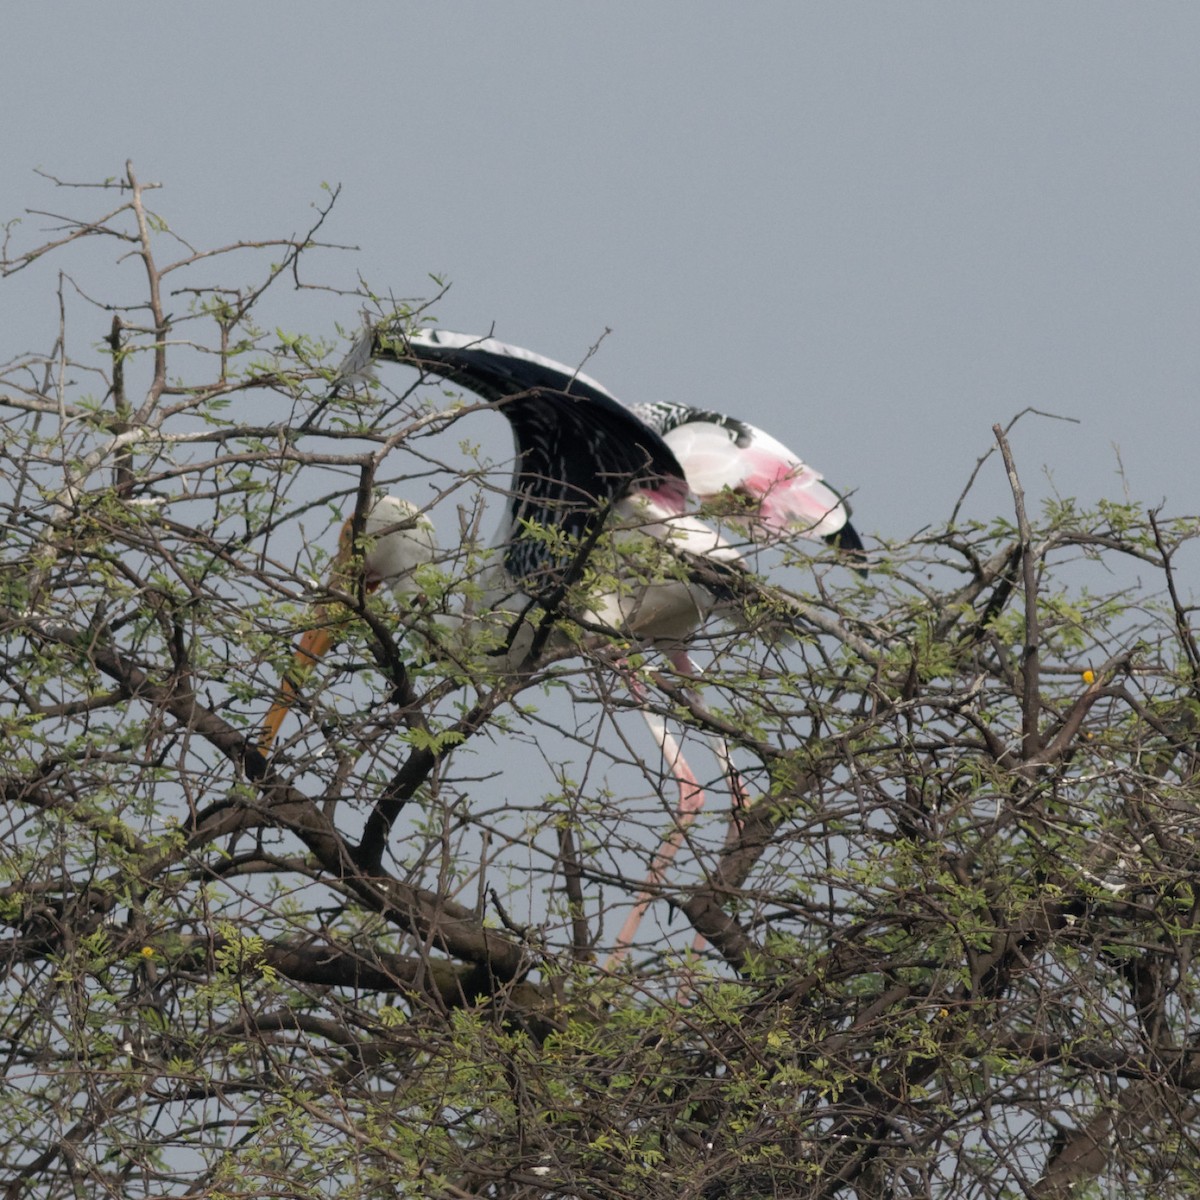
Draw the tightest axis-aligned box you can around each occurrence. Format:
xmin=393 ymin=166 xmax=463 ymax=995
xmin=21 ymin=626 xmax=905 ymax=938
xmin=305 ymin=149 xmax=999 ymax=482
xmin=257 ymin=623 xmax=341 ymax=753
xmin=257 ymin=520 xmax=362 ymax=755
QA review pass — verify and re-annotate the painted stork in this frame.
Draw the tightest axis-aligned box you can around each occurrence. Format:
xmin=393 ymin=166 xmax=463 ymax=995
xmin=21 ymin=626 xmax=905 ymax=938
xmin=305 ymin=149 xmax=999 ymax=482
xmin=258 ymin=326 xmax=862 ymax=961
xmin=257 ymin=496 xmax=437 ymax=755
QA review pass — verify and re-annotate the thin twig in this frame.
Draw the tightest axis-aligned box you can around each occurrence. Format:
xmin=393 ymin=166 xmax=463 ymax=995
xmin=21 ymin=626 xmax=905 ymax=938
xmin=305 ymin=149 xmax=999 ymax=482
xmin=951 ymin=408 xmax=1080 ymax=526
xmin=1149 ymin=507 xmax=1200 ymax=699
xmin=125 ymin=162 xmax=168 ymax=422
xmin=992 ymin=423 xmax=1041 ymax=760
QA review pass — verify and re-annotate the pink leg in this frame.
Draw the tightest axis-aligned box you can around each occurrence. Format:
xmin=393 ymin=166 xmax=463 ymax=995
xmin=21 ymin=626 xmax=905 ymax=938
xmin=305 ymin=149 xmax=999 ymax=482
xmin=665 ymin=650 xmax=752 ymax=960
xmin=606 ymin=692 xmax=707 ymax=969
xmin=665 ymin=649 xmax=750 ymax=812
xmin=605 ymin=655 xmax=752 ymax=969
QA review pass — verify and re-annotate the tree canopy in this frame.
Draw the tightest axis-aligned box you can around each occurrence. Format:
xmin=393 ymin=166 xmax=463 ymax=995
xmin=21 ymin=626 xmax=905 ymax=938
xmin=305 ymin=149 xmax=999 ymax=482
xmin=1 ymin=165 xmax=1198 ymax=1200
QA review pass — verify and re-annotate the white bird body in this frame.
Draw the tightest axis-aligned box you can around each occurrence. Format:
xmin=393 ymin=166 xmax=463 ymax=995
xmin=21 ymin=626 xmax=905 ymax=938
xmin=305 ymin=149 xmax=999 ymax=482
xmin=590 ymin=492 xmax=745 ymax=643
xmin=441 ymin=493 xmax=744 ymax=662
xmin=357 ymin=496 xmax=438 ymax=594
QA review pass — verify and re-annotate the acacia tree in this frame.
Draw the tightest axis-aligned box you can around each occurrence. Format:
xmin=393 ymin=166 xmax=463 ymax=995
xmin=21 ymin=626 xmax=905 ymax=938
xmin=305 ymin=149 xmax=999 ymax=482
xmin=1 ymin=164 xmax=1198 ymax=1199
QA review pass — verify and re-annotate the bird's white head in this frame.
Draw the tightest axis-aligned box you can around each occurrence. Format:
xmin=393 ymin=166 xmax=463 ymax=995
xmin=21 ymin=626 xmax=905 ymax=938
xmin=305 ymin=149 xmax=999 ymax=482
xmin=356 ymin=495 xmax=438 ymax=596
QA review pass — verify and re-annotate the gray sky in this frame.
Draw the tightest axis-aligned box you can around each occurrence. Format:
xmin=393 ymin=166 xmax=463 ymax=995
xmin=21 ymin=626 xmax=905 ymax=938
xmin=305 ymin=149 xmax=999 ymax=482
xmin=5 ymin=3 xmax=1198 ymax=546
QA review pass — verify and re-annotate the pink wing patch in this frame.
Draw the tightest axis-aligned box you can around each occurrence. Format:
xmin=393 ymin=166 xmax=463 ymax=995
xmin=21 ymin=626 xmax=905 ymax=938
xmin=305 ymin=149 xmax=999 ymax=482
xmin=739 ymin=448 xmax=847 ymax=540
xmin=663 ymin=421 xmax=849 ymax=542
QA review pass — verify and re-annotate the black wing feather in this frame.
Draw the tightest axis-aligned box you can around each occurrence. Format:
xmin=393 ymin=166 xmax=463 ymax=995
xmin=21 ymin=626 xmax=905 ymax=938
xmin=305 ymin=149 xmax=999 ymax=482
xmin=383 ymin=330 xmax=688 ymax=587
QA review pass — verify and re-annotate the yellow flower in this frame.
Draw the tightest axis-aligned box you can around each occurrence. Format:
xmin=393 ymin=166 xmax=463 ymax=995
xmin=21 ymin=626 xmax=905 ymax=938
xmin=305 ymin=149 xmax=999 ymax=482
xmin=1081 ymin=669 xmax=1095 ymax=685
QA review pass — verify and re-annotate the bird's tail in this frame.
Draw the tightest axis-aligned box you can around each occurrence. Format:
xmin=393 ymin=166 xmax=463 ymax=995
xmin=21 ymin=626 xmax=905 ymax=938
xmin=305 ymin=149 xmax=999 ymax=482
xmin=823 ymin=518 xmax=869 ymax=577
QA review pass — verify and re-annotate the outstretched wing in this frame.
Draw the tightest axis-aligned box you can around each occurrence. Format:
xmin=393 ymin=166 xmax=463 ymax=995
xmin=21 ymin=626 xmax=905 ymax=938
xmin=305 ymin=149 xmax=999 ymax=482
xmin=374 ymin=327 xmax=690 ymax=589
